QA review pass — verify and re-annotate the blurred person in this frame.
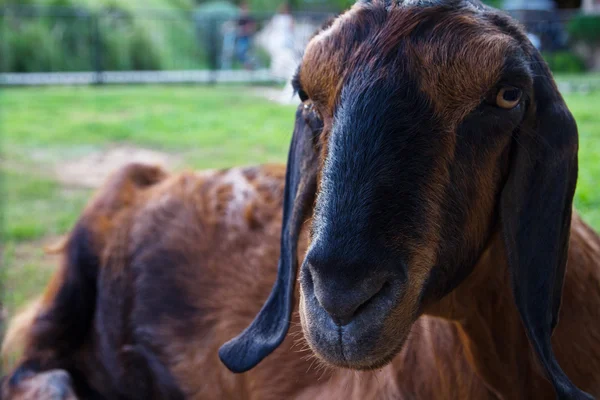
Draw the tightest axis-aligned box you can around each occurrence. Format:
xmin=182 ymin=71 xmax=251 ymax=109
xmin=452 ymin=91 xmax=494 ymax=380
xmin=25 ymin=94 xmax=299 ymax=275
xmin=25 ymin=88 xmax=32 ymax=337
xmin=221 ymin=20 xmax=237 ymax=69
xmin=271 ymin=2 xmax=294 ymax=51
xmin=236 ymin=1 xmax=257 ymax=69
xmin=252 ymin=2 xmax=299 ymax=102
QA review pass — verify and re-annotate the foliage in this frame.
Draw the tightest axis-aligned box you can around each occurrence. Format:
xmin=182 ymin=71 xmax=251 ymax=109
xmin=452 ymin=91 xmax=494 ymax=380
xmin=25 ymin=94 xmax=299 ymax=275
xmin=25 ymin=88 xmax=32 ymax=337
xmin=3 ymin=19 xmax=65 ymax=72
xmin=100 ymin=17 xmax=165 ymax=71
xmin=543 ymin=51 xmax=586 ymax=74
xmin=0 ymin=0 xmax=206 ymax=72
xmin=568 ymin=14 xmax=600 ymax=44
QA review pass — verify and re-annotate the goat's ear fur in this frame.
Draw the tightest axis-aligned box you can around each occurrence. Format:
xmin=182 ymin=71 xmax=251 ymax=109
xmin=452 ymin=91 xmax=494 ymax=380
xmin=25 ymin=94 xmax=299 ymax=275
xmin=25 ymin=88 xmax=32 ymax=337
xmin=219 ymin=106 xmax=318 ymax=373
xmin=500 ymin=49 xmax=592 ymax=400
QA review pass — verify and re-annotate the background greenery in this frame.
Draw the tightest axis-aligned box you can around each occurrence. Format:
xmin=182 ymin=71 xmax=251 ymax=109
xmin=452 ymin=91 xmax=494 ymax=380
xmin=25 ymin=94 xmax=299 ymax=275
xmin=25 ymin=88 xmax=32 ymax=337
xmin=1 ymin=84 xmax=599 ymax=321
xmin=568 ymin=14 xmax=600 ymax=44
xmin=543 ymin=51 xmax=587 ymax=73
xmin=0 ymin=0 xmax=205 ymax=72
xmin=0 ymin=0 xmax=529 ymax=73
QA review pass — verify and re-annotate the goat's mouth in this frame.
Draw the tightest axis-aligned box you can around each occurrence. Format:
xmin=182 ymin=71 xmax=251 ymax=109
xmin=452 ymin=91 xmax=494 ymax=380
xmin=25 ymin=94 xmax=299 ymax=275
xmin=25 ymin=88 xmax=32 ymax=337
xmin=298 ymin=270 xmax=414 ymax=370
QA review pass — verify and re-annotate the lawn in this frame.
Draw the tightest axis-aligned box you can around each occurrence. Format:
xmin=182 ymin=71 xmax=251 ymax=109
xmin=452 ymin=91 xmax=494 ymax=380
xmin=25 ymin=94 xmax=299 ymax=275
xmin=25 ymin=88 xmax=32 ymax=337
xmin=1 ymin=85 xmax=599 ymax=335
xmin=1 ymin=85 xmax=296 ymax=322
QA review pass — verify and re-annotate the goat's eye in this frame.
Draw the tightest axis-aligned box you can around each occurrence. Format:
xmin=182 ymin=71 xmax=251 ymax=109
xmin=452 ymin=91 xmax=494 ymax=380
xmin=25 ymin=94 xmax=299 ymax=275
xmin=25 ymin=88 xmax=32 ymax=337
xmin=495 ymin=86 xmax=522 ymax=109
xmin=302 ymin=101 xmax=320 ymax=119
xmin=302 ymin=101 xmax=323 ymax=136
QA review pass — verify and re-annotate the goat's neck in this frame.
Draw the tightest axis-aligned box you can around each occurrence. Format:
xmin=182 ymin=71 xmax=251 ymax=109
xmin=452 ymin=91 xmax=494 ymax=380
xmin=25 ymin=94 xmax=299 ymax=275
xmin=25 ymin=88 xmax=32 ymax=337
xmin=424 ymin=232 xmax=554 ymax=399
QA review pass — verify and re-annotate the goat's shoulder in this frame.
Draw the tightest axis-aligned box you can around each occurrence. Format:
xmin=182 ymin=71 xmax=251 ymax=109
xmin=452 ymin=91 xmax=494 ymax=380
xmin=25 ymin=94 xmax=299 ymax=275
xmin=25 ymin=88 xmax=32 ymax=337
xmin=563 ymin=212 xmax=600 ymax=308
xmin=568 ymin=212 xmax=600 ymax=274
xmin=551 ymin=212 xmax=600 ymax=393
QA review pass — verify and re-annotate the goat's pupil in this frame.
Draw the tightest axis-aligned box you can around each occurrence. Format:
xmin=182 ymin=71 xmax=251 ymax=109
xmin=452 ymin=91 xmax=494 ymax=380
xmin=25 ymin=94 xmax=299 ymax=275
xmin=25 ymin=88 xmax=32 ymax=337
xmin=503 ymin=88 xmax=521 ymax=102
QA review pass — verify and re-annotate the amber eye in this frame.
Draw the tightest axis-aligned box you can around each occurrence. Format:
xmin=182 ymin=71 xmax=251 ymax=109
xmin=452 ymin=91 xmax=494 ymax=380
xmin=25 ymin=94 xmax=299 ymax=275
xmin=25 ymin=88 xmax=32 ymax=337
xmin=496 ymin=86 xmax=522 ymax=109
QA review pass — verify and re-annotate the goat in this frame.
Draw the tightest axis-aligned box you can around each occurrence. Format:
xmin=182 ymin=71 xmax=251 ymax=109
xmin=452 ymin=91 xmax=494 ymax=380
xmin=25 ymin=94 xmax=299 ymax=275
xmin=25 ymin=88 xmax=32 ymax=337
xmin=219 ymin=0 xmax=600 ymax=399
xmin=2 ymin=0 xmax=600 ymax=399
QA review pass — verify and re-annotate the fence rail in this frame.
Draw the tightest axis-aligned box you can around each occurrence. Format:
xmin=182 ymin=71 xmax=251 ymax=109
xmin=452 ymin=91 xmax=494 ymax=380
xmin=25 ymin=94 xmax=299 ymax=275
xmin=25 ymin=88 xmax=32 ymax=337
xmin=0 ymin=69 xmax=276 ymax=85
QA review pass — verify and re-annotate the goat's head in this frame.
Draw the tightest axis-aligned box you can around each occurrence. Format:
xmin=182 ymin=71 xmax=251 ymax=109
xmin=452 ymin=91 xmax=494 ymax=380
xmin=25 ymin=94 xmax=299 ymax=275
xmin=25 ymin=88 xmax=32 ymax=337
xmin=221 ymin=1 xmax=590 ymax=398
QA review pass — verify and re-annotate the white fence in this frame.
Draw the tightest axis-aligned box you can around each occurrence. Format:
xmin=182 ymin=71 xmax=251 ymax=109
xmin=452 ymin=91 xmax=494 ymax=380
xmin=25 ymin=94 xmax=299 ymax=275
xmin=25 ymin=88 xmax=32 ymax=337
xmin=0 ymin=69 xmax=280 ymax=86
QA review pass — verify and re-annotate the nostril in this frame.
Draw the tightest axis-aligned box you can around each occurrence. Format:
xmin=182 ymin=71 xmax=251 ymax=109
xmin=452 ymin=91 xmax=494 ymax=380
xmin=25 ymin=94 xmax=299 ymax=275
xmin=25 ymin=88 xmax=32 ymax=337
xmin=313 ymin=278 xmax=390 ymax=326
xmin=352 ymin=281 xmax=390 ymax=318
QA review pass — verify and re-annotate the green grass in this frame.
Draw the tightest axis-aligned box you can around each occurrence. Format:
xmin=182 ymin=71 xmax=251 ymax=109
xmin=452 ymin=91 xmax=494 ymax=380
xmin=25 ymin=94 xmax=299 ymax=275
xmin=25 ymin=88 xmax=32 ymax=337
xmin=1 ymin=85 xmax=599 ymax=324
xmin=564 ymin=91 xmax=600 ymax=227
xmin=1 ymin=85 xmax=296 ymax=323
xmin=4 ymin=170 xmax=90 ymax=241
xmin=4 ymin=86 xmax=295 ymax=167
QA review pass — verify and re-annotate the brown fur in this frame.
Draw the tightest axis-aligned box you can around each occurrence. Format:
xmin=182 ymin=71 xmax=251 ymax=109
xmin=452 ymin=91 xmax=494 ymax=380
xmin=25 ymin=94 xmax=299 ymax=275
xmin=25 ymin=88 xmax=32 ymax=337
xmin=300 ymin=4 xmax=514 ymax=124
xmin=2 ymin=162 xmax=600 ymax=399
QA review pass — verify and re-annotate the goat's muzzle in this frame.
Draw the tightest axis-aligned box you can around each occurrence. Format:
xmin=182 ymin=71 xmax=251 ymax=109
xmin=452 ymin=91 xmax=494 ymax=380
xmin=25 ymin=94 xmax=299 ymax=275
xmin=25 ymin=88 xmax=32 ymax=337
xmin=299 ymin=247 xmax=410 ymax=369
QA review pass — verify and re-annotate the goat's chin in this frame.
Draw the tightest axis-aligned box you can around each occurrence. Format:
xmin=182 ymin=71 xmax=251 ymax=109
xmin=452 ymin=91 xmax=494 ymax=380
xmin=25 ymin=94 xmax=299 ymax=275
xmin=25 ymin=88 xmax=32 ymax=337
xmin=312 ymin=337 xmax=409 ymax=372
xmin=298 ymin=288 xmax=413 ymax=371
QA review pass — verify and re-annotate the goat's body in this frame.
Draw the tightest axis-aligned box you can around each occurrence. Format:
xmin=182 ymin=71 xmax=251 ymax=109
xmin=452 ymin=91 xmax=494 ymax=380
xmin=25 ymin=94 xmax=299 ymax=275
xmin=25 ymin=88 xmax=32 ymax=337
xmin=3 ymin=163 xmax=600 ymax=399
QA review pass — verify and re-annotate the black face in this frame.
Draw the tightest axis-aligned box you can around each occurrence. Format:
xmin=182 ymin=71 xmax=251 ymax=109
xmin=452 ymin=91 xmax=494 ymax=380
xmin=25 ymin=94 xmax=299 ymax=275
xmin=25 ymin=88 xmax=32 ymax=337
xmin=300 ymin=68 xmax=439 ymax=367
xmin=296 ymin=35 xmax=532 ymax=368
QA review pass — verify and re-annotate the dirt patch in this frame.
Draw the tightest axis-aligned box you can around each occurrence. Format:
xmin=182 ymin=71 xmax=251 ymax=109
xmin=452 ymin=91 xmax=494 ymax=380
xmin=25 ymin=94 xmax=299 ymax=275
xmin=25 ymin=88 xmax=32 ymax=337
xmin=10 ymin=237 xmax=64 ymax=265
xmin=56 ymin=146 xmax=180 ymax=188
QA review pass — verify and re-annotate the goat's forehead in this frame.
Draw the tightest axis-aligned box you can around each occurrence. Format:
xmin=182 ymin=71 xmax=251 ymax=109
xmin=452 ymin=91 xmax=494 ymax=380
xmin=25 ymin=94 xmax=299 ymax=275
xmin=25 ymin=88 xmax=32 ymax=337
xmin=301 ymin=3 xmax=518 ymax=120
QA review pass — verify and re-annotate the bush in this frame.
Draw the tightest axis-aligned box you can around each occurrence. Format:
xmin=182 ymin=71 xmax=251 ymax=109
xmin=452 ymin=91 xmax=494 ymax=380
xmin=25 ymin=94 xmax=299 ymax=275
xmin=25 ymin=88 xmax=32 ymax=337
xmin=100 ymin=12 xmax=164 ymax=71
xmin=129 ymin=25 xmax=164 ymax=70
xmin=543 ymin=51 xmax=587 ymax=74
xmin=0 ymin=2 xmax=201 ymax=73
xmin=3 ymin=18 xmax=64 ymax=72
xmin=568 ymin=14 xmax=600 ymax=44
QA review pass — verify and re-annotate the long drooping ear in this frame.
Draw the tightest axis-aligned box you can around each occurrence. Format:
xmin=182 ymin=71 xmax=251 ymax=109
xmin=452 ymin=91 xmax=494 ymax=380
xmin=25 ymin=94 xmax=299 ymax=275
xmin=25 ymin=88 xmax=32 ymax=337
xmin=219 ymin=105 xmax=319 ymax=373
xmin=500 ymin=49 xmax=593 ymax=400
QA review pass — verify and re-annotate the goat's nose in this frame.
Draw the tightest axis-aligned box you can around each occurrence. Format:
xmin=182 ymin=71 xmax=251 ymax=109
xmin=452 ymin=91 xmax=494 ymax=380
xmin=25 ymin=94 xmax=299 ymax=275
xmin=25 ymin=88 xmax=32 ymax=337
xmin=307 ymin=262 xmax=387 ymax=326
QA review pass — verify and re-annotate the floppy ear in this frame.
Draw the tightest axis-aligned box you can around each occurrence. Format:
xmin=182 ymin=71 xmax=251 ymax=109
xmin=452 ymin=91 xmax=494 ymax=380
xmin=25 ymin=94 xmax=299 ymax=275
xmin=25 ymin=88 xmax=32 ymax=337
xmin=219 ymin=105 xmax=319 ymax=373
xmin=500 ymin=49 xmax=593 ymax=400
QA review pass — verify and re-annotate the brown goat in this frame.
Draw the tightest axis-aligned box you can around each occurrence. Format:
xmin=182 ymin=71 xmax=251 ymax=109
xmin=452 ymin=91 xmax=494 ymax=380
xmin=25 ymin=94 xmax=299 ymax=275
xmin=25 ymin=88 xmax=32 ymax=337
xmin=3 ymin=0 xmax=600 ymax=399
xmin=220 ymin=0 xmax=600 ymax=398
